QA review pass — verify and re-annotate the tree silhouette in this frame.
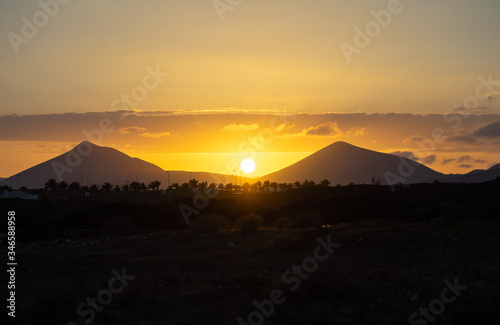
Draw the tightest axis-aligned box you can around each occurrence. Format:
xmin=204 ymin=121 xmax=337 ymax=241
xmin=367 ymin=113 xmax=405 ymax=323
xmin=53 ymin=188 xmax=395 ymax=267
xmin=122 ymin=184 xmax=130 ymax=192
xmin=130 ymin=181 xmax=140 ymax=191
xmin=320 ymin=179 xmax=331 ymax=187
xmin=58 ymin=181 xmax=69 ymax=190
xmin=188 ymin=178 xmax=199 ymax=189
xmin=44 ymin=178 xmax=58 ymax=191
xmin=279 ymin=183 xmax=287 ymax=192
xmin=218 ymin=183 xmax=225 ymax=191
xmin=169 ymin=182 xmax=179 ymax=190
xmin=255 ymin=181 xmax=262 ymax=192
xmin=139 ymin=182 xmax=147 ymax=191
xmin=1 ymin=185 xmax=13 ymax=191
xmin=198 ymin=181 xmax=207 ymax=192
xmin=263 ymin=180 xmax=271 ymax=192
xmin=148 ymin=180 xmax=161 ymax=191
xmin=90 ymin=184 xmax=99 ymax=191
xmin=270 ymin=182 xmax=278 ymax=192
xmin=293 ymin=181 xmax=301 ymax=189
xmin=225 ymin=183 xmax=233 ymax=191
xmin=68 ymin=181 xmax=80 ymax=190
xmin=101 ymin=182 xmax=113 ymax=191
xmin=302 ymin=180 xmax=315 ymax=188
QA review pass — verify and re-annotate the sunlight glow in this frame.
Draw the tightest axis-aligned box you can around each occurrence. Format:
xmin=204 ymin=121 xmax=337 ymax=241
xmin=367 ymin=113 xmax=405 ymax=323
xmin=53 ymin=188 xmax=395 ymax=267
xmin=241 ymin=159 xmax=256 ymax=173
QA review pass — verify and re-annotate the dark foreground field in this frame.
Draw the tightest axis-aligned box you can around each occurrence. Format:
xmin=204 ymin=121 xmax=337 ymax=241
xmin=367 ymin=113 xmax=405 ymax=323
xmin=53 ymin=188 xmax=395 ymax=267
xmin=2 ymin=181 xmax=500 ymax=324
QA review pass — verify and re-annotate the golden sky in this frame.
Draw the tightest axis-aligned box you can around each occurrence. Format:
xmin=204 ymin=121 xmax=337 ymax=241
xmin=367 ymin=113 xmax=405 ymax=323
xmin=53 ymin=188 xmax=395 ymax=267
xmin=1 ymin=111 xmax=499 ymax=178
xmin=1 ymin=1 xmax=500 ymax=178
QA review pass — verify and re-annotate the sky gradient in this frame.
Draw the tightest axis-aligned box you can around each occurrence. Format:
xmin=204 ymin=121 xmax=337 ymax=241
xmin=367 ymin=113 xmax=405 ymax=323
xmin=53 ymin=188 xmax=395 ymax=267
xmin=1 ymin=0 xmax=499 ymax=178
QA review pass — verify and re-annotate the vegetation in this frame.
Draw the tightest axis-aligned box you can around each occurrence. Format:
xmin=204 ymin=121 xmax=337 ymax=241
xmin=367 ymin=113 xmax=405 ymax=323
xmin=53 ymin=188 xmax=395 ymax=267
xmin=3 ymin=179 xmax=500 ymax=324
xmin=34 ymin=177 xmax=336 ymax=194
xmin=189 ymin=214 xmax=229 ymax=233
xmin=235 ymin=213 xmax=264 ymax=231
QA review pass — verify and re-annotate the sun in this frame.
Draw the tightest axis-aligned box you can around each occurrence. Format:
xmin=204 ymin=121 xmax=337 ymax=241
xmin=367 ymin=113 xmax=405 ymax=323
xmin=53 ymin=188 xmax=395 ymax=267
xmin=240 ymin=158 xmax=256 ymax=173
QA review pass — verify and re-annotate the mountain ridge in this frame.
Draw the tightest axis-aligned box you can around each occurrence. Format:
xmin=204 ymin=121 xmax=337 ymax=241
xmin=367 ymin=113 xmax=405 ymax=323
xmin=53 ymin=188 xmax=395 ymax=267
xmin=0 ymin=141 xmax=232 ymax=189
xmin=258 ymin=141 xmax=445 ymax=185
xmin=1 ymin=141 xmax=499 ymax=189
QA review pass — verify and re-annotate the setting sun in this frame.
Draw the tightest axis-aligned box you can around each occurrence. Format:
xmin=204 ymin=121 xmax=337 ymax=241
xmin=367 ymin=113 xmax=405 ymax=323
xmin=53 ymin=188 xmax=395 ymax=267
xmin=241 ymin=158 xmax=256 ymax=173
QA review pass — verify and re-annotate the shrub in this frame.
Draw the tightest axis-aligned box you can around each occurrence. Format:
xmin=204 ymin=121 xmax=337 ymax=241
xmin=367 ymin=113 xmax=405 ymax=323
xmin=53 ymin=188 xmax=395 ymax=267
xmin=275 ymin=217 xmax=293 ymax=229
xmin=235 ymin=213 xmax=263 ymax=232
xmin=294 ymin=211 xmax=323 ymax=228
xmin=271 ymin=230 xmax=303 ymax=252
xmin=189 ymin=215 xmax=229 ymax=233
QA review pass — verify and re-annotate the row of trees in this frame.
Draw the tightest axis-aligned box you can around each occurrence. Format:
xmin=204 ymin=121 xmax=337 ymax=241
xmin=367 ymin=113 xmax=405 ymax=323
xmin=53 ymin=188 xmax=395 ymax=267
xmin=43 ymin=179 xmax=162 ymax=192
xmin=42 ymin=178 xmax=333 ymax=192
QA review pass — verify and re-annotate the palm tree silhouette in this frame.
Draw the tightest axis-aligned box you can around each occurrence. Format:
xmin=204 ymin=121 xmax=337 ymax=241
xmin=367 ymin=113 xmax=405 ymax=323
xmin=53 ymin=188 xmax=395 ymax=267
xmin=44 ymin=178 xmax=58 ymax=191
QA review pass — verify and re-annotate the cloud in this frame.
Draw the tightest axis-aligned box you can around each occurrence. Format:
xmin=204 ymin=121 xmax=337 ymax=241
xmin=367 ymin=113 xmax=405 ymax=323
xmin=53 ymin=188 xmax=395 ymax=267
xmin=391 ymin=151 xmax=418 ymax=161
xmin=441 ymin=158 xmax=456 ymax=165
xmin=403 ymin=135 xmax=424 ymax=143
xmin=116 ymin=127 xmax=170 ymax=138
xmin=304 ymin=121 xmax=343 ymax=137
xmin=457 ymin=155 xmax=472 ymax=163
xmin=274 ymin=123 xmax=295 ymax=132
xmin=139 ymin=131 xmax=172 ymax=138
xmin=281 ymin=121 xmax=343 ymax=139
xmin=117 ymin=127 xmax=147 ymax=134
xmin=458 ymin=164 xmax=473 ymax=169
xmin=421 ymin=155 xmax=436 ymax=165
xmin=473 ymin=120 xmax=500 ymax=138
xmin=346 ymin=127 xmax=366 ymax=136
xmin=456 ymin=155 xmax=488 ymax=165
xmin=446 ymin=134 xmax=478 ymax=144
xmin=453 ymin=105 xmax=491 ymax=115
xmin=390 ymin=151 xmax=435 ymax=164
xmin=221 ymin=123 xmax=259 ymax=132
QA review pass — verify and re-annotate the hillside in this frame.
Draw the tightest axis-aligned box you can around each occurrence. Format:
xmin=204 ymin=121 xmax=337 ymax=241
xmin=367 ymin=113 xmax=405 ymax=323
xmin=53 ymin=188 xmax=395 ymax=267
xmin=260 ymin=141 xmax=444 ymax=185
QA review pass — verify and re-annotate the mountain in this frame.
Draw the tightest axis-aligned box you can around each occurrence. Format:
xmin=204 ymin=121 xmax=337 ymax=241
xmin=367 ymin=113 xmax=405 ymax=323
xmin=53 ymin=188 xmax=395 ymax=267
xmin=0 ymin=141 xmax=232 ymax=189
xmin=259 ymin=141 xmax=445 ymax=185
xmin=442 ymin=163 xmax=500 ymax=183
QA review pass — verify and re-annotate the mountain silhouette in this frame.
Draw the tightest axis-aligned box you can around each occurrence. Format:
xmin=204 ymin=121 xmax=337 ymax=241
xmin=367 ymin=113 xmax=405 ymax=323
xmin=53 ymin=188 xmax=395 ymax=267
xmin=442 ymin=163 xmax=500 ymax=183
xmin=0 ymin=141 xmax=231 ymax=189
xmin=259 ymin=141 xmax=445 ymax=185
xmin=2 ymin=141 xmax=498 ymax=189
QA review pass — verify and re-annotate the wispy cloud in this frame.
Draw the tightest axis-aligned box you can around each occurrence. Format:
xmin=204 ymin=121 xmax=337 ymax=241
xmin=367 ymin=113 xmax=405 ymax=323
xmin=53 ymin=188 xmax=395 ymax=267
xmin=441 ymin=158 xmax=456 ymax=165
xmin=116 ymin=127 xmax=170 ymax=138
xmin=446 ymin=134 xmax=478 ymax=144
xmin=421 ymin=155 xmax=437 ymax=165
xmin=221 ymin=123 xmax=259 ymax=132
xmin=346 ymin=127 xmax=366 ymax=136
xmin=281 ymin=121 xmax=343 ymax=139
xmin=473 ymin=120 xmax=500 ymax=138
xmin=391 ymin=151 xmax=418 ymax=161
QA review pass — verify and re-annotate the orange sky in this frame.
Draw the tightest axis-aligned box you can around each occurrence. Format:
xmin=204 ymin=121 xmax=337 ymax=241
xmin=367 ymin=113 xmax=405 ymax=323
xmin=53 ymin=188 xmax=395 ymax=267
xmin=1 ymin=111 xmax=499 ymax=178
xmin=1 ymin=1 xmax=500 ymax=178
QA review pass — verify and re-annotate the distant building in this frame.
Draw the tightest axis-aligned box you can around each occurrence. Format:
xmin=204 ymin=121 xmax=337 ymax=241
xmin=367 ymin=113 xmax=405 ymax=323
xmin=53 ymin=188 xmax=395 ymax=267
xmin=1 ymin=191 xmax=38 ymax=200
